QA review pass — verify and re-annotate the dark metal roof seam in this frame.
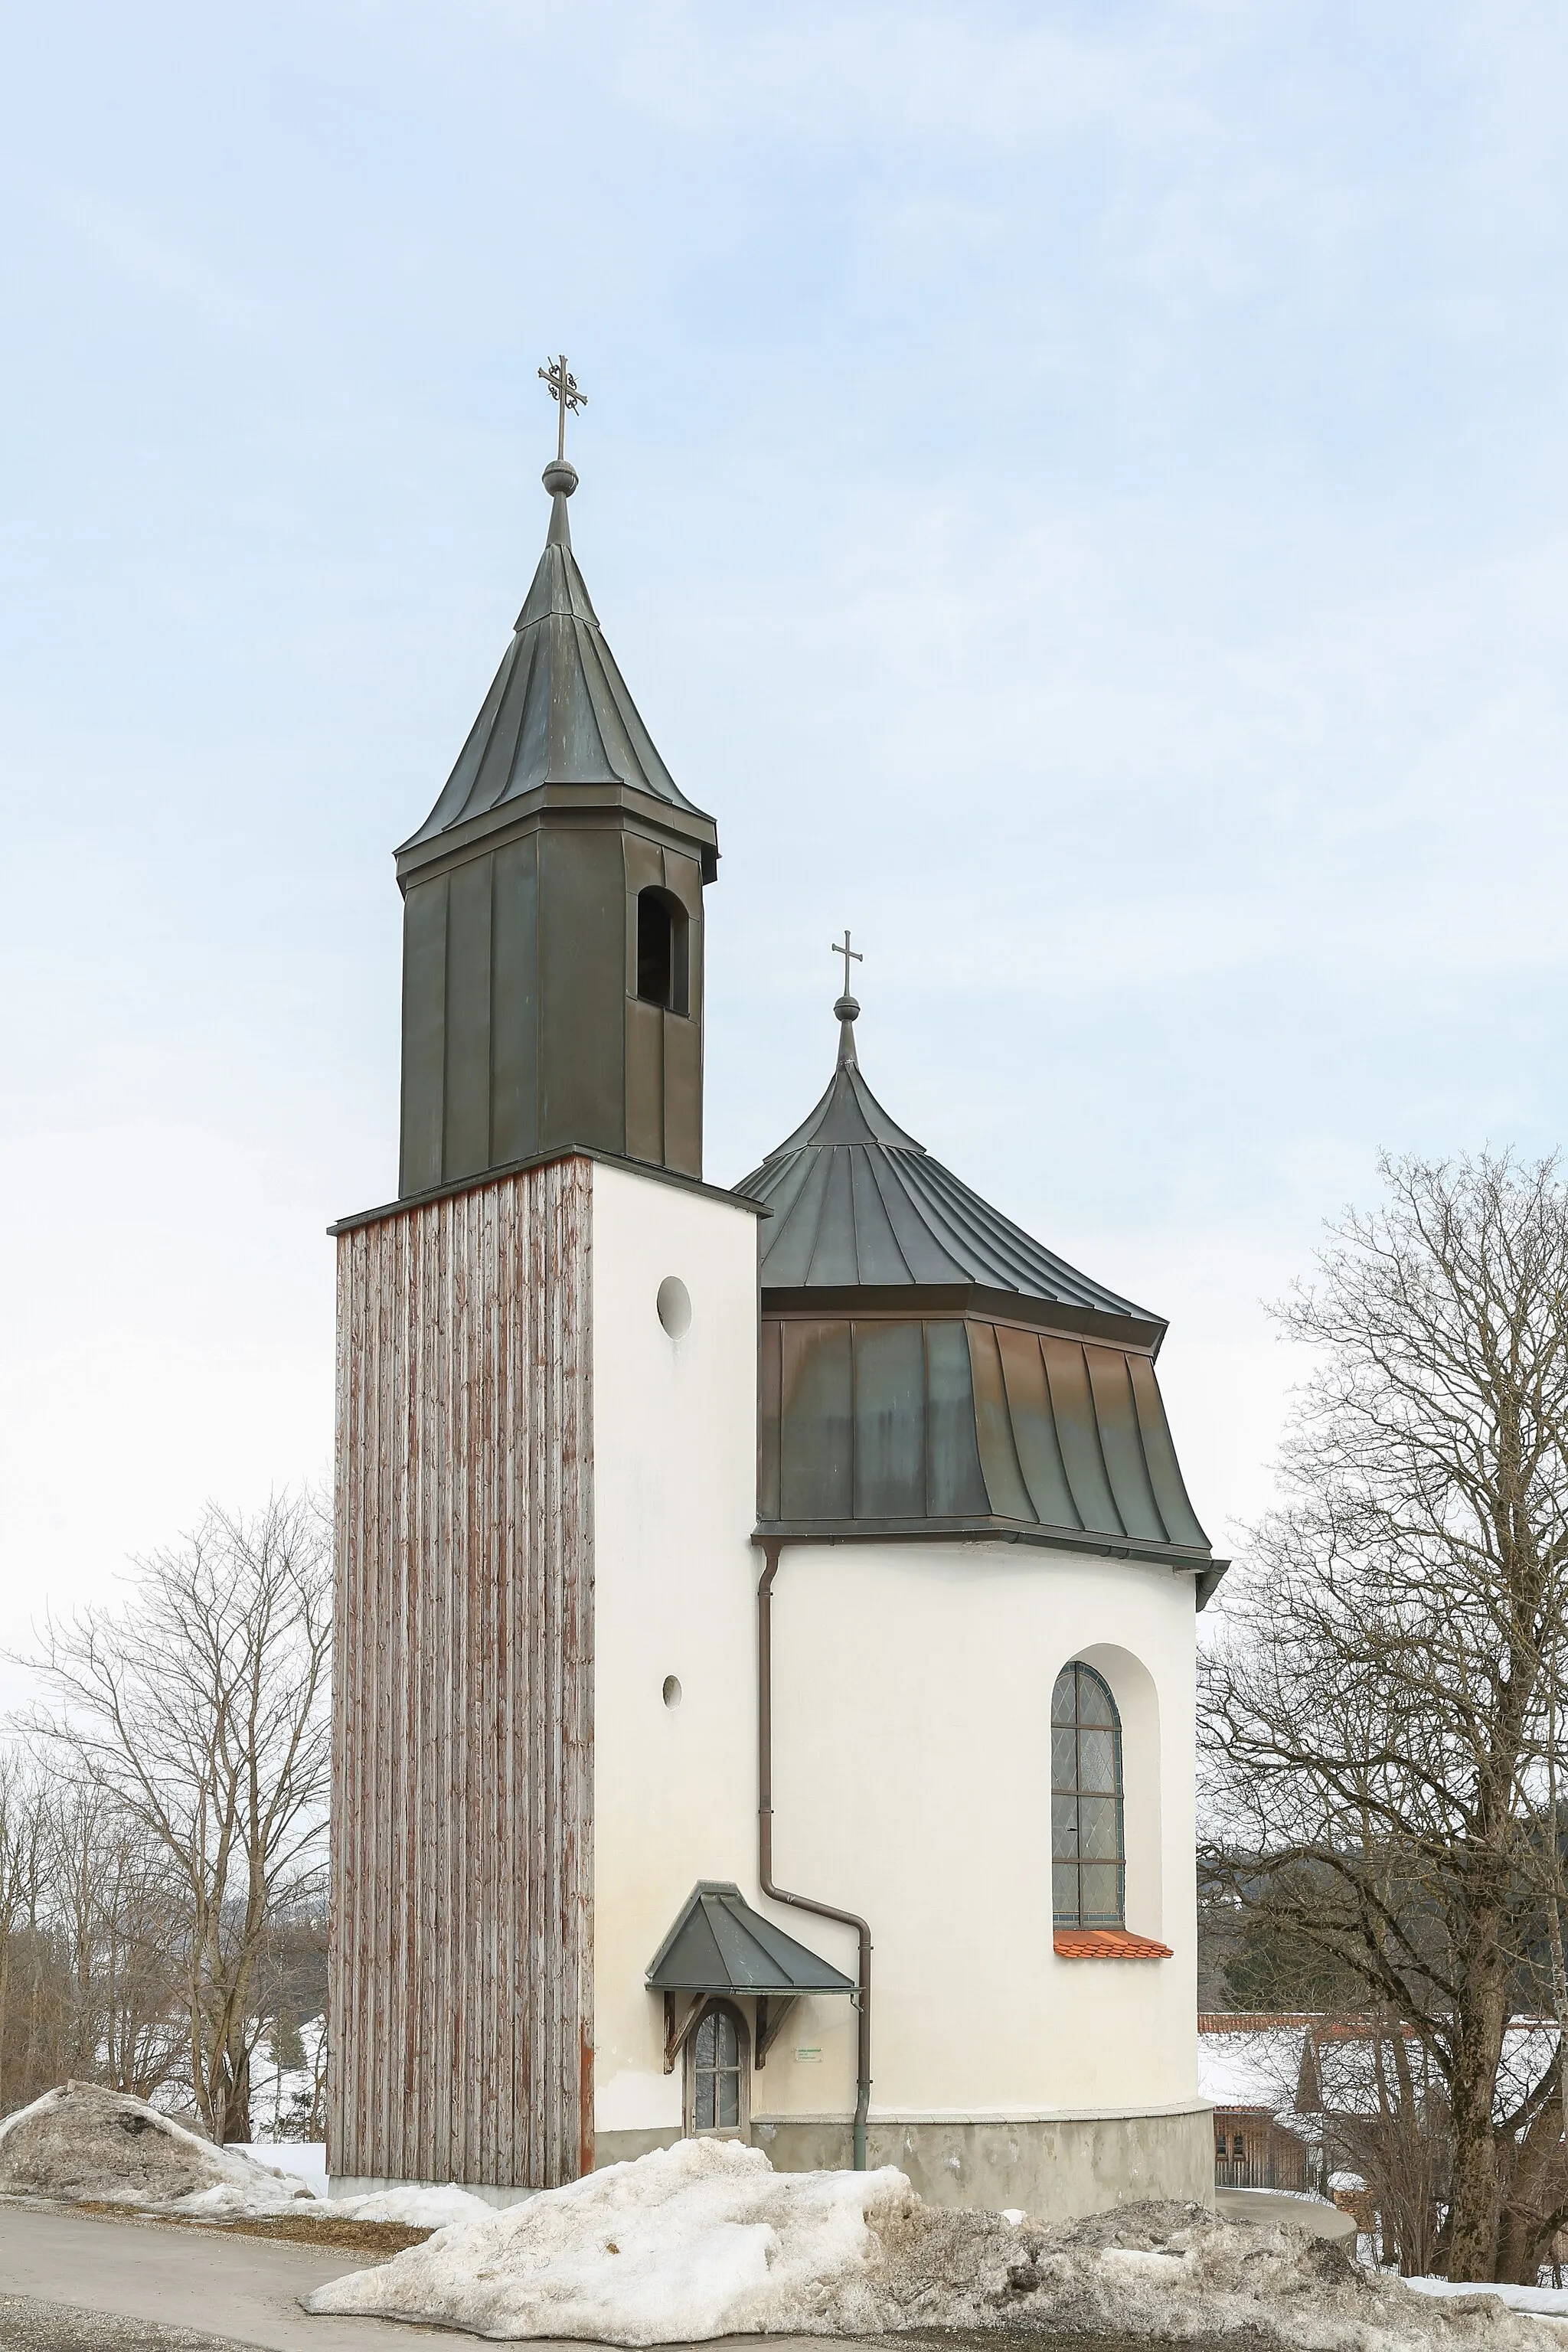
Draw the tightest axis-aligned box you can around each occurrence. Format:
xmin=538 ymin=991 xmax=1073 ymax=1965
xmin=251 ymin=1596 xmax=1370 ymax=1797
xmin=873 ymin=1151 xmax=985 ymax=1282
xmin=857 ymin=1147 xmax=920 ymax=1284
xmin=1076 ymin=1340 xmax=1133 ymax=1544
xmin=802 ymin=1147 xmax=854 ymax=1288
xmin=476 ymin=626 xmax=540 ymax=818
xmin=907 ymin=1157 xmax=1117 ymax=1302
xmin=898 ymin=1156 xmax=1042 ymax=1291
xmin=911 ymin=1155 xmax=1137 ymax=1312
xmin=1037 ymin=1337 xmax=1129 ymax=1543
xmin=966 ymin=1321 xmax=1036 ymax=1524
xmin=570 ymin=613 xmax=640 ymax=792
xmin=1003 ymin=1322 xmax=1086 ymax=1534
xmin=1122 ymin=1352 xmax=1174 ymax=1550
xmin=416 ymin=639 xmax=518 ymax=843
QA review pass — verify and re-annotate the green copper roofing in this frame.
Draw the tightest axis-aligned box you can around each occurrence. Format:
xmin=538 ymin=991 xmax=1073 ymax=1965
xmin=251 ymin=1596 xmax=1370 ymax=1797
xmin=645 ymin=1883 xmax=856 ymax=1998
xmin=402 ymin=461 xmax=711 ymax=852
xmin=735 ymin=995 xmax=1155 ymax=1325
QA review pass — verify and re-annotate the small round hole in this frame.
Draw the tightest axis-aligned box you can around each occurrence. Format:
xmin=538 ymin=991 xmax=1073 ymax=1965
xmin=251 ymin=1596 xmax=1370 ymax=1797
xmin=656 ymin=1276 xmax=691 ymax=1338
xmin=662 ymin=1675 xmax=682 ymax=1710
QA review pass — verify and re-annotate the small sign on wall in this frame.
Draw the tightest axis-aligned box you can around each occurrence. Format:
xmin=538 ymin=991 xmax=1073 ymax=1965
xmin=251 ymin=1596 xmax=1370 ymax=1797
xmin=795 ymin=2047 xmax=822 ymax=2063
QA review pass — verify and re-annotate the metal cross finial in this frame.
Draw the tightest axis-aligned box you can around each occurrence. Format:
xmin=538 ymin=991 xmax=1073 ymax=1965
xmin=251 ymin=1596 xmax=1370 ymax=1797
xmin=537 ymin=353 xmax=587 ymax=462
xmin=831 ymin=929 xmax=864 ymax=998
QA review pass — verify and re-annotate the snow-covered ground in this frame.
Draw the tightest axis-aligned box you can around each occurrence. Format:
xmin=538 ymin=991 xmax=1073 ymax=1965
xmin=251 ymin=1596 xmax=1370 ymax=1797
xmin=8 ymin=2082 xmax=1568 ymax=2343
xmin=247 ymin=2013 xmax=325 ymax=2144
xmin=235 ymin=2138 xmax=325 ymax=2195
xmin=0 ymin=2083 xmax=492 ymax=2230
xmin=0 ymin=2083 xmax=318 ymax=2216
xmin=1411 ymin=2278 xmax=1568 ymax=2320
xmin=309 ymin=2136 xmax=1568 ymax=2347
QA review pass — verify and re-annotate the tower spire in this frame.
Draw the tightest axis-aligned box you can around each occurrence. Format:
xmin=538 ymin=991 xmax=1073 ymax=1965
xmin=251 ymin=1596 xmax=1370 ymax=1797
xmin=392 ymin=371 xmax=718 ymax=1199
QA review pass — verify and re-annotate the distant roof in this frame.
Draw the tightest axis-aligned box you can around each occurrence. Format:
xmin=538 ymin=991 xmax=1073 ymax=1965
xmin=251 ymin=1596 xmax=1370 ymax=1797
xmin=1197 ymin=2022 xmax=1309 ymax=2112
xmin=735 ymin=995 xmax=1155 ymax=1328
xmin=401 ymin=459 xmax=711 ymax=854
xmin=645 ymin=1883 xmax=856 ymax=1998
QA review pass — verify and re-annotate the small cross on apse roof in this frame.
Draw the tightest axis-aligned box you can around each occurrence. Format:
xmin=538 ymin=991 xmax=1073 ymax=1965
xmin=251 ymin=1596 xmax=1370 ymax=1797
xmin=831 ymin=929 xmax=864 ymax=1000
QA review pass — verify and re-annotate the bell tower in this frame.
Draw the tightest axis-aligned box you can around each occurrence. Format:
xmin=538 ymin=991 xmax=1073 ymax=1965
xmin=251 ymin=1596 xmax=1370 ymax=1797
xmin=394 ymin=429 xmax=717 ymax=1195
xmin=329 ymin=383 xmax=764 ymax=2198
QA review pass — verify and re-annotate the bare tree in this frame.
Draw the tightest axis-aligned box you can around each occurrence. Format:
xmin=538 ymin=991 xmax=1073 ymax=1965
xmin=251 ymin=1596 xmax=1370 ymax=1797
xmin=41 ymin=1779 xmax=186 ymax=2101
xmin=1201 ymin=1150 xmax=1568 ymax=2285
xmin=0 ymin=1756 xmax=52 ymax=2112
xmin=21 ymin=1493 xmax=332 ymax=2142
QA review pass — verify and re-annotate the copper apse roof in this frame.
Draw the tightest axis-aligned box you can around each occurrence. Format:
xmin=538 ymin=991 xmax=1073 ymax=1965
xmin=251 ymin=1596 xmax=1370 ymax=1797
xmin=738 ymin=994 xmax=1220 ymax=1592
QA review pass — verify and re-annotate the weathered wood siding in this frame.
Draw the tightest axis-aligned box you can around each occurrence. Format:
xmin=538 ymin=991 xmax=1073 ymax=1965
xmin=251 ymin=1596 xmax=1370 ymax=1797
xmin=328 ymin=1156 xmax=593 ymax=2188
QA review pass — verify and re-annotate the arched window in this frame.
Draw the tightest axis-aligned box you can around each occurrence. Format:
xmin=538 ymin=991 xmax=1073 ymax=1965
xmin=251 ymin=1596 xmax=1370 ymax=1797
xmin=687 ymin=2000 xmax=748 ymax=2135
xmin=1051 ymin=1661 xmax=1125 ymax=1927
xmin=636 ymin=887 xmax=689 ymax=1014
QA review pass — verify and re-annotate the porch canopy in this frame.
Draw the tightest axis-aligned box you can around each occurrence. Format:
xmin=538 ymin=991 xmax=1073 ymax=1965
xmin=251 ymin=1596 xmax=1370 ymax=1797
xmin=646 ymin=1881 xmax=854 ymax=1998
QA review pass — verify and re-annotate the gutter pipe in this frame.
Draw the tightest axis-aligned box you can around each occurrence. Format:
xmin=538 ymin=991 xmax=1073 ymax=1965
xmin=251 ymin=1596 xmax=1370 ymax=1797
xmin=756 ymin=1539 xmax=873 ymax=2171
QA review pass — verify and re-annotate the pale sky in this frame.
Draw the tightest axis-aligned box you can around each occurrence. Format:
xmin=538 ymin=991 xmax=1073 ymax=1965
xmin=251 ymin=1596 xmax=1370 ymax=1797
xmin=2 ymin=4 xmax=1566 ymax=1687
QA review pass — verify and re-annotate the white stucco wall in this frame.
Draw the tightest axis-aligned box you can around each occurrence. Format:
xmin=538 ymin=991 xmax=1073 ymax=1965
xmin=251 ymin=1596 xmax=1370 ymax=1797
xmin=756 ymin=1542 xmax=1200 ymax=2128
xmin=588 ymin=1173 xmax=1200 ymax=2141
xmin=589 ymin=1162 xmax=762 ymax=2139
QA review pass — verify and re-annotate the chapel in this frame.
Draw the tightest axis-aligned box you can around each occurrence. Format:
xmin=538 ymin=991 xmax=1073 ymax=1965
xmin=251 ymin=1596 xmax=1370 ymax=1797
xmin=325 ymin=405 xmax=1224 ymax=2219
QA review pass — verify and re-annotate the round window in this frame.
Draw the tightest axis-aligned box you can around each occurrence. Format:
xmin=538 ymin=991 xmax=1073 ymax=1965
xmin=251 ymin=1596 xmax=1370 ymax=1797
xmin=662 ymin=1675 xmax=683 ymax=1710
xmin=656 ymin=1276 xmax=692 ymax=1338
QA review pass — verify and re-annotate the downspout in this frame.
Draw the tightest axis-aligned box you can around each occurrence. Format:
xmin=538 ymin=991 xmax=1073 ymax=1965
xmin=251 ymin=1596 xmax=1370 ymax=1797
xmin=756 ymin=1540 xmax=873 ymax=2170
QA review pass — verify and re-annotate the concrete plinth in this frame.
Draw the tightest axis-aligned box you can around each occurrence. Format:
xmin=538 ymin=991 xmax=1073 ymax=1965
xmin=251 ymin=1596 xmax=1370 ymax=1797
xmin=596 ymin=2104 xmax=1215 ymax=2220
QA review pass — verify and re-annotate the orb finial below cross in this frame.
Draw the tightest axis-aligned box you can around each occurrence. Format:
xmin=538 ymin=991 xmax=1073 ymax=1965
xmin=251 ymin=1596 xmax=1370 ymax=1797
xmin=537 ymin=353 xmax=588 ymax=465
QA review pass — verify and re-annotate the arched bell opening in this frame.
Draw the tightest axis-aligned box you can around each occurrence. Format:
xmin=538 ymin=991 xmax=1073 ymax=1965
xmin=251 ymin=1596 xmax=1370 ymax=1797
xmin=636 ymin=886 xmax=690 ymax=1016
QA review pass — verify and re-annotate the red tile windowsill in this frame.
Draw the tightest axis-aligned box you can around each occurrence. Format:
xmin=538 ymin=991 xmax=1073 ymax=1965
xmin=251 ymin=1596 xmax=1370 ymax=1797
xmin=1054 ymin=1928 xmax=1173 ymax=1960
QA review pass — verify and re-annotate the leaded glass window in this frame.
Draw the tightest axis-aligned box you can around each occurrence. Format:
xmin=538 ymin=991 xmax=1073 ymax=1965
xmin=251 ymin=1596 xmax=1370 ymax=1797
xmin=691 ymin=2002 xmax=745 ymax=2132
xmin=1051 ymin=1661 xmax=1125 ymax=1926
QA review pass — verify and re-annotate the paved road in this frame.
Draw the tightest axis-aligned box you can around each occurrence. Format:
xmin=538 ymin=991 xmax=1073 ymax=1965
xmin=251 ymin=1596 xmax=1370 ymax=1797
xmin=0 ymin=2206 xmax=469 ymax=2351
xmin=0 ymin=2294 xmax=250 ymax=2350
xmin=1214 ymin=2187 xmax=1356 ymax=2241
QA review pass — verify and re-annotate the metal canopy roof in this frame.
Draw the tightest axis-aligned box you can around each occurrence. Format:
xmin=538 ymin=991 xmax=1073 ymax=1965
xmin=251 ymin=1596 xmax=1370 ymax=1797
xmin=401 ymin=463 xmax=711 ymax=855
xmin=735 ymin=999 xmax=1156 ymax=1331
xmin=645 ymin=1883 xmax=855 ymax=1998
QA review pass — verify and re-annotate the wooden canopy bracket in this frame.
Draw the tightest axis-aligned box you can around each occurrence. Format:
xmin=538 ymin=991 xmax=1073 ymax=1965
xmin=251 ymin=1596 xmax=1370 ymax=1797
xmin=754 ymin=1994 xmax=797 ymax=2071
xmin=663 ymin=1991 xmax=707 ymax=2075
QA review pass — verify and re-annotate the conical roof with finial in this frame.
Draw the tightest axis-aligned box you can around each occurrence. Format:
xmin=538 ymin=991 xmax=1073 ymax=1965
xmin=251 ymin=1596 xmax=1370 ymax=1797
xmin=736 ymin=993 xmax=1158 ymax=1332
xmin=400 ymin=459 xmax=710 ymax=854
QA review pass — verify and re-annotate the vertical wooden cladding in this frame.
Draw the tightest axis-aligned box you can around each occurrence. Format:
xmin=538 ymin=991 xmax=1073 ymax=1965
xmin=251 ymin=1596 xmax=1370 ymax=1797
xmin=330 ymin=1158 xmax=593 ymax=2189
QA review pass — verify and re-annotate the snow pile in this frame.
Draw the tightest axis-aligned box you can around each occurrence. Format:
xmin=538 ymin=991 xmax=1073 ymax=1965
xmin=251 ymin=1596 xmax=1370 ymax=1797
xmin=0 ymin=2082 xmax=316 ymax=2215
xmin=333 ymin=2182 xmax=496 ymax=2226
xmin=309 ymin=2139 xmax=899 ymax=2341
xmin=1412 ymin=2279 xmax=1568 ymax=2320
xmin=305 ymin=2137 xmax=1568 ymax=2347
